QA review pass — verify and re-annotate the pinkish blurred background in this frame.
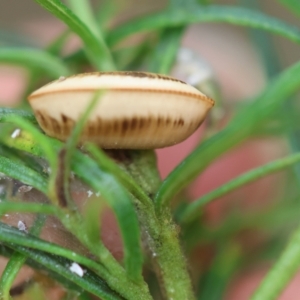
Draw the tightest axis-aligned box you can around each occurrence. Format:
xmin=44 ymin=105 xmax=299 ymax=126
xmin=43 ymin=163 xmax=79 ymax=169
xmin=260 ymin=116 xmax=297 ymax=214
xmin=1 ymin=0 xmax=300 ymax=299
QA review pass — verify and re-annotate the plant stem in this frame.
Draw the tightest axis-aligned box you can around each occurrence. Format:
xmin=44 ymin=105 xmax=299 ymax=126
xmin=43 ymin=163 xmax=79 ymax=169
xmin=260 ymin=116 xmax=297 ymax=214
xmin=123 ymin=150 xmax=195 ymax=299
xmin=144 ymin=207 xmax=195 ymax=300
xmin=251 ymin=222 xmax=300 ymax=300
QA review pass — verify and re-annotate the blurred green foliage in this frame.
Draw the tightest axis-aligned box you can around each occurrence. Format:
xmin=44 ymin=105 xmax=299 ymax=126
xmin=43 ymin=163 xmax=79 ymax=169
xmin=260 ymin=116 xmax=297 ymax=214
xmin=0 ymin=0 xmax=300 ymax=299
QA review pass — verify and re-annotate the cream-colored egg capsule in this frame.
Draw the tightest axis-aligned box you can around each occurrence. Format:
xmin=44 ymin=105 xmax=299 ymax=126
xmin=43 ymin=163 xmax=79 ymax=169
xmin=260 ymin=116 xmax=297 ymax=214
xmin=28 ymin=72 xmax=214 ymax=149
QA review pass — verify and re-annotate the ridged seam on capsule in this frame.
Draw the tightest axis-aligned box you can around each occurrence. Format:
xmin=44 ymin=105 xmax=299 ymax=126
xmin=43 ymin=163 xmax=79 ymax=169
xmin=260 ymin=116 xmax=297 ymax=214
xmin=28 ymin=88 xmax=215 ymax=106
xmin=41 ymin=72 xmax=188 ymax=86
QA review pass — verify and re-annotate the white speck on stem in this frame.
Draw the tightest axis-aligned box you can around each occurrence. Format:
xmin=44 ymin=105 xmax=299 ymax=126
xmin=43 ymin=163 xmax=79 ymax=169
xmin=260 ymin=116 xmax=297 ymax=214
xmin=11 ymin=129 xmax=21 ymax=139
xmin=95 ymin=191 xmax=101 ymax=197
xmin=69 ymin=262 xmax=84 ymax=277
xmin=152 ymin=252 xmax=157 ymax=257
xmin=18 ymin=220 xmax=28 ymax=232
xmin=18 ymin=185 xmax=33 ymax=193
xmin=87 ymin=190 xmax=93 ymax=198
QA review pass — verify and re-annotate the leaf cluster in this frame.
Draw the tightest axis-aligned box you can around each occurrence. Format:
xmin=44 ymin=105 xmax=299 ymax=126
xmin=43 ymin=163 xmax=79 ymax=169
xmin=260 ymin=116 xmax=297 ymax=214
xmin=1 ymin=0 xmax=300 ymax=299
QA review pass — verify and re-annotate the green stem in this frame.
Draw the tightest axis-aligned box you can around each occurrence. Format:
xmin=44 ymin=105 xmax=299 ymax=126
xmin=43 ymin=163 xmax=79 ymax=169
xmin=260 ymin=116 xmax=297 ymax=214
xmin=123 ymin=150 xmax=195 ymax=299
xmin=144 ymin=208 xmax=195 ymax=300
xmin=251 ymin=222 xmax=300 ymax=300
xmin=113 ymin=150 xmax=161 ymax=198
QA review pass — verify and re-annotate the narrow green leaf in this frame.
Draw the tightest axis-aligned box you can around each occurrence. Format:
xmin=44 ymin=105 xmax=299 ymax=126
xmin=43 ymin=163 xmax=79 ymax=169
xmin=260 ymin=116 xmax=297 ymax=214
xmin=278 ymin=0 xmax=300 ymax=17
xmin=8 ymin=246 xmax=122 ymax=300
xmin=67 ymin=0 xmax=103 ymax=40
xmin=0 ymin=143 xmax=43 ymax=174
xmin=112 ymin=41 xmax=154 ymax=71
xmin=0 ymin=125 xmax=46 ymax=160
xmin=58 ymin=89 xmax=143 ymax=280
xmin=0 ymin=48 xmax=70 ymax=77
xmin=0 ymin=125 xmax=144 ymax=282
xmin=0 ymin=108 xmax=36 ymax=124
xmin=0 ymin=251 xmax=24 ymax=300
xmin=1 ymin=116 xmax=57 ymax=174
xmin=72 ymin=152 xmax=144 ymax=282
xmin=0 ymin=215 xmax=46 ymax=300
xmin=0 ymin=246 xmax=88 ymax=294
xmin=86 ymin=144 xmax=152 ymax=207
xmin=155 ymin=60 xmax=300 ymax=211
xmin=34 ymin=0 xmax=116 ymax=71
xmin=55 ymin=90 xmax=102 ymax=208
xmin=79 ymin=293 xmax=93 ymax=300
xmin=169 ymin=0 xmax=199 ymax=8
xmin=0 ymin=116 xmax=61 ymax=204
xmin=148 ymin=27 xmax=185 ymax=74
xmin=0 ymin=222 xmax=109 ymax=280
xmin=81 ymin=196 xmax=104 ymax=247
xmin=108 ymin=5 xmax=300 ymax=46
xmin=240 ymin=0 xmax=281 ymax=78
xmin=96 ymin=0 xmax=119 ymax=32
xmin=197 ymin=243 xmax=241 ymax=300
xmin=0 ymin=202 xmax=57 ymax=216
xmin=180 ymin=152 xmax=300 ymax=224
xmin=197 ymin=0 xmax=211 ymax=4
xmin=47 ymin=29 xmax=71 ymax=55
xmin=251 ymin=222 xmax=300 ymax=300
xmin=0 ymin=206 xmax=150 ymax=299
xmin=0 ymin=156 xmax=47 ymax=194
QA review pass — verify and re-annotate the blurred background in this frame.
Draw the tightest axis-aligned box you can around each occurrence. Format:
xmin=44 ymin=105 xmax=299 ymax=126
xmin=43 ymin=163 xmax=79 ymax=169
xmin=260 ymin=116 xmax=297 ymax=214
xmin=1 ymin=0 xmax=300 ymax=299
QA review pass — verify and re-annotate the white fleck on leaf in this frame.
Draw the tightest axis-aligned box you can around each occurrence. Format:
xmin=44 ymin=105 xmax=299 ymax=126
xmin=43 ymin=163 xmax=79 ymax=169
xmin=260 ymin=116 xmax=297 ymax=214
xmin=11 ymin=129 xmax=21 ymax=139
xmin=69 ymin=262 xmax=84 ymax=277
xmin=18 ymin=220 xmax=28 ymax=232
